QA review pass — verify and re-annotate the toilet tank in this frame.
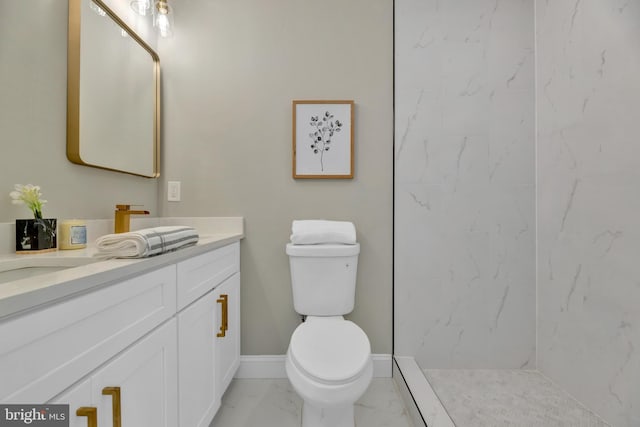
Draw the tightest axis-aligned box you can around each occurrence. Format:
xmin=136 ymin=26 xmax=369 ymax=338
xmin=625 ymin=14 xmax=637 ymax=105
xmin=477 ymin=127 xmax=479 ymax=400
xmin=286 ymin=243 xmax=360 ymax=316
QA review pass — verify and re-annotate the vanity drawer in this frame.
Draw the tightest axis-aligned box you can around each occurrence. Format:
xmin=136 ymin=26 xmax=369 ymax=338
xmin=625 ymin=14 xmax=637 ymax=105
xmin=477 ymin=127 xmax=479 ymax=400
xmin=176 ymin=242 xmax=239 ymax=310
xmin=0 ymin=265 xmax=177 ymax=403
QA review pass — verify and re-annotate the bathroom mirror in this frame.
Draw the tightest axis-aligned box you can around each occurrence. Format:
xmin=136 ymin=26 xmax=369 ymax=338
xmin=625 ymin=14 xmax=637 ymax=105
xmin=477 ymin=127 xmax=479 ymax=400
xmin=67 ymin=0 xmax=160 ymax=178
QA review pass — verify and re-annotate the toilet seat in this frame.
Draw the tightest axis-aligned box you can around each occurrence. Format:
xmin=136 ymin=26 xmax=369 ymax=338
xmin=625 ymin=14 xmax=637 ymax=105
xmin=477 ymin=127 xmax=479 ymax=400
xmin=289 ymin=317 xmax=371 ymax=386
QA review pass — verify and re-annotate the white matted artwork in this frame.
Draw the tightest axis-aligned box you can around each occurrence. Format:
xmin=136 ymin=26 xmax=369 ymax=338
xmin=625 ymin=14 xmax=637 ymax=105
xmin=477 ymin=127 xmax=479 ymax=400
xmin=292 ymin=100 xmax=354 ymax=179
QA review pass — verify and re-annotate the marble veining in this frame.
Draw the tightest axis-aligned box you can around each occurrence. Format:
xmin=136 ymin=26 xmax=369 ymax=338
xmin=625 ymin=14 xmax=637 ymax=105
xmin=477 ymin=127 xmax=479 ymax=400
xmin=536 ymin=1 xmax=640 ymax=425
xmin=395 ymin=0 xmax=536 ymax=369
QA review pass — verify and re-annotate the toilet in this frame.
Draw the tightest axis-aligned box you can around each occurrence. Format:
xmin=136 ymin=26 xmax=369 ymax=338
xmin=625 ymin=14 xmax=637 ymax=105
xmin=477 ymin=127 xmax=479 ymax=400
xmin=285 ymin=242 xmax=373 ymax=427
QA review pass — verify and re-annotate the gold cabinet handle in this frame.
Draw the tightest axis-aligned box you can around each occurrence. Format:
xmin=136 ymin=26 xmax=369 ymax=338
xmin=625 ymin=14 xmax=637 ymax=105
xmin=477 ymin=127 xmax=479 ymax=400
xmin=76 ymin=407 xmax=98 ymax=427
xmin=217 ymin=294 xmax=228 ymax=337
xmin=222 ymin=294 xmax=229 ymax=333
xmin=102 ymin=386 xmax=121 ymax=427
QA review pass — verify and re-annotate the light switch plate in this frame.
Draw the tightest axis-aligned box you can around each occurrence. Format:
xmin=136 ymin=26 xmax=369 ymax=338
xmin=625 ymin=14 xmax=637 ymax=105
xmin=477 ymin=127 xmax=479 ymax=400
xmin=168 ymin=181 xmax=181 ymax=202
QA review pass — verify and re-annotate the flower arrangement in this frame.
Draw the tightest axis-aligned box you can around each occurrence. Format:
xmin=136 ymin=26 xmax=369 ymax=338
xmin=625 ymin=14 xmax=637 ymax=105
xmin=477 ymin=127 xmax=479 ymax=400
xmin=10 ymin=184 xmax=56 ymax=252
xmin=9 ymin=184 xmax=47 ymax=220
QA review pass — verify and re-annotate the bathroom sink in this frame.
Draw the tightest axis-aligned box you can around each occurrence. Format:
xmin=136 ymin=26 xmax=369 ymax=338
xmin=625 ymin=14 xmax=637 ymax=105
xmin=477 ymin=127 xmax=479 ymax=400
xmin=0 ymin=257 xmax=97 ymax=285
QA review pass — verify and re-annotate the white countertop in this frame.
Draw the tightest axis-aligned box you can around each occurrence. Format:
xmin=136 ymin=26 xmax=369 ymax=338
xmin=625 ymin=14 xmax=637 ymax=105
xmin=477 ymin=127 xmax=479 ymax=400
xmin=0 ymin=217 xmax=244 ymax=319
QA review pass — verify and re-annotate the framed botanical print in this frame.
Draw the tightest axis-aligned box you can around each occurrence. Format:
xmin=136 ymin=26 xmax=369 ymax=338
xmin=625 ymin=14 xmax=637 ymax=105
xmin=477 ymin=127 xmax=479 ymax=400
xmin=292 ymin=100 xmax=354 ymax=179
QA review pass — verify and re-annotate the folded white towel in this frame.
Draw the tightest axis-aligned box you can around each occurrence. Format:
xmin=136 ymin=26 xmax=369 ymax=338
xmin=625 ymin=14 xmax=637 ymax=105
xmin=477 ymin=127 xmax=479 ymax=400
xmin=95 ymin=226 xmax=199 ymax=259
xmin=290 ymin=220 xmax=356 ymax=245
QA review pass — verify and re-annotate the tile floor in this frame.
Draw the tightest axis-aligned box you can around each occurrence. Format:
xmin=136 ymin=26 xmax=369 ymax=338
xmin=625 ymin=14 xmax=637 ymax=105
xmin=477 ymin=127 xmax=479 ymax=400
xmin=423 ymin=369 xmax=610 ymax=427
xmin=210 ymin=378 xmax=414 ymax=427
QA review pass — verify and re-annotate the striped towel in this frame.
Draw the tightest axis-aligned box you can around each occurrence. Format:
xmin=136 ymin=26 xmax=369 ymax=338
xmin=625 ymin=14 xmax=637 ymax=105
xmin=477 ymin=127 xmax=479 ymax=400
xmin=95 ymin=226 xmax=199 ymax=259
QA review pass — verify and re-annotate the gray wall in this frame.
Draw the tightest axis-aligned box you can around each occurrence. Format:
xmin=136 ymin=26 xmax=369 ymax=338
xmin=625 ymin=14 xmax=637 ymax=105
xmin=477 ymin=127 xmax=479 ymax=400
xmin=0 ymin=1 xmax=158 ymax=223
xmin=158 ymin=0 xmax=394 ymax=354
xmin=394 ymin=0 xmax=536 ymax=368
xmin=536 ymin=1 xmax=640 ymax=425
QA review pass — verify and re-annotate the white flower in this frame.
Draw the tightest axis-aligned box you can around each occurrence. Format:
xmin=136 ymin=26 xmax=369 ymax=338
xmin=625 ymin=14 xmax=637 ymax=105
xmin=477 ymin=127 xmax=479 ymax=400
xmin=9 ymin=184 xmax=47 ymax=219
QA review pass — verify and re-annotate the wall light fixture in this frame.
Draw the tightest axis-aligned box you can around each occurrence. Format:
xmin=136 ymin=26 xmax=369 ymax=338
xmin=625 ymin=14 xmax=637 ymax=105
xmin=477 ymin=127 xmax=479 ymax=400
xmin=153 ymin=0 xmax=174 ymax=38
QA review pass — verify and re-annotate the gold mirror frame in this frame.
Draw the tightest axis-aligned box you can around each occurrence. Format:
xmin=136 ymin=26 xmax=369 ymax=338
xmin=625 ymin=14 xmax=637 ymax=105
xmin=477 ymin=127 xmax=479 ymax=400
xmin=67 ymin=0 xmax=160 ymax=178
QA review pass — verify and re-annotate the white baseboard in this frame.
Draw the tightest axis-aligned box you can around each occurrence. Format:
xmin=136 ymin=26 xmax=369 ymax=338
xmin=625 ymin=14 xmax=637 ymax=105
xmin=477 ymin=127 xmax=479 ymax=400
xmin=235 ymin=355 xmax=287 ymax=379
xmin=235 ymin=354 xmax=392 ymax=379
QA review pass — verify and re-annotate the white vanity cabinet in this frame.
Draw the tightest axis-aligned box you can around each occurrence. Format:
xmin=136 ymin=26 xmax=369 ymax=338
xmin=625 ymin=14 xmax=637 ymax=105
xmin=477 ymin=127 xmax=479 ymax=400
xmin=53 ymin=320 xmax=178 ymax=427
xmin=0 ymin=239 xmax=241 ymax=427
xmin=0 ymin=265 xmax=177 ymax=404
xmin=177 ymin=242 xmax=241 ymax=427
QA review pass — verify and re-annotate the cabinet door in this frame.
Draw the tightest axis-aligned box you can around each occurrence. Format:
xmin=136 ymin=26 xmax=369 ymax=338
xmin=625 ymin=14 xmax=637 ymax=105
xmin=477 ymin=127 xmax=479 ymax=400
xmin=92 ymin=319 xmax=178 ymax=427
xmin=51 ymin=378 xmax=93 ymax=427
xmin=177 ymin=290 xmax=219 ymax=427
xmin=215 ymin=273 xmax=240 ymax=397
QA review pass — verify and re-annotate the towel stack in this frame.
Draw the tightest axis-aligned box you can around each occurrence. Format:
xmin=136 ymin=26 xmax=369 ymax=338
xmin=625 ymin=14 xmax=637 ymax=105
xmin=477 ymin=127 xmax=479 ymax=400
xmin=95 ymin=226 xmax=199 ymax=259
xmin=290 ymin=220 xmax=356 ymax=245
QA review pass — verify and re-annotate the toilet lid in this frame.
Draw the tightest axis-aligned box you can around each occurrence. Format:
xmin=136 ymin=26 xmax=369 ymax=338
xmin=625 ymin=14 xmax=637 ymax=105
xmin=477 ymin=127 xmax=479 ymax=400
xmin=289 ymin=318 xmax=371 ymax=385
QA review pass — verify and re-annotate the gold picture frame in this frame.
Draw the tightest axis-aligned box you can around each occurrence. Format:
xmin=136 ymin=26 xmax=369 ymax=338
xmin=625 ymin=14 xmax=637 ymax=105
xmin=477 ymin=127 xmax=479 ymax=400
xmin=292 ymin=100 xmax=354 ymax=179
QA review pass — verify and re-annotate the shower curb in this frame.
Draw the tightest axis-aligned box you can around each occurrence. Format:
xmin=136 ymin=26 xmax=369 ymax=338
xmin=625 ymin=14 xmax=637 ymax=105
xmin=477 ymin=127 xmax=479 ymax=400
xmin=393 ymin=356 xmax=454 ymax=427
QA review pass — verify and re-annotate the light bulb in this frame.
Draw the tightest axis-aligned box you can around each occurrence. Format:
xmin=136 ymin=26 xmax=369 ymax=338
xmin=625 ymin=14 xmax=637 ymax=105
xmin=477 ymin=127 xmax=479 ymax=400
xmin=90 ymin=1 xmax=106 ymax=16
xmin=157 ymin=14 xmax=171 ymax=38
xmin=130 ymin=0 xmax=151 ymax=16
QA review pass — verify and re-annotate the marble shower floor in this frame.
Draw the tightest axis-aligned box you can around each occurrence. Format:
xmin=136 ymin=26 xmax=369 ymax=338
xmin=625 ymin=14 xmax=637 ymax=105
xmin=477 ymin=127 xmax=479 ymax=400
xmin=423 ymin=369 xmax=609 ymax=427
xmin=210 ymin=378 xmax=414 ymax=427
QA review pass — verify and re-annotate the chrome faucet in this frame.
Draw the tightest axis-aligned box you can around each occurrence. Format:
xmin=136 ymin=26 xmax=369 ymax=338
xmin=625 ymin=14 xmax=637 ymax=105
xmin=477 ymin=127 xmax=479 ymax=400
xmin=114 ymin=204 xmax=150 ymax=234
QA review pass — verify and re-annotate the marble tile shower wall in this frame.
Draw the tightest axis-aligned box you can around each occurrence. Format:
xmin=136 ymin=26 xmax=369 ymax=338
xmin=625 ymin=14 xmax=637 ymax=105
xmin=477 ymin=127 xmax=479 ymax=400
xmin=536 ymin=1 xmax=640 ymax=426
xmin=396 ymin=0 xmax=640 ymax=425
xmin=394 ymin=0 xmax=536 ymax=368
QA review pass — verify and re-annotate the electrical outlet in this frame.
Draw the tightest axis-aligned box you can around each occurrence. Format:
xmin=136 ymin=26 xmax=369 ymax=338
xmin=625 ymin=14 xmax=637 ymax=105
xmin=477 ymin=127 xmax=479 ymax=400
xmin=168 ymin=181 xmax=181 ymax=202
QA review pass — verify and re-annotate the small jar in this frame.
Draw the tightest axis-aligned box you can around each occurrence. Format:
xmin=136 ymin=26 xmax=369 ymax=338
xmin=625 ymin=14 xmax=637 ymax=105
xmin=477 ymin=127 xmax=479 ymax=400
xmin=59 ymin=219 xmax=87 ymax=250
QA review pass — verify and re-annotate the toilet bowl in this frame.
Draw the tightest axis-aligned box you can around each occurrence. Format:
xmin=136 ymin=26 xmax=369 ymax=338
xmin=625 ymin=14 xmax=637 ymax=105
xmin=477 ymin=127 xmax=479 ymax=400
xmin=286 ymin=317 xmax=373 ymax=427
